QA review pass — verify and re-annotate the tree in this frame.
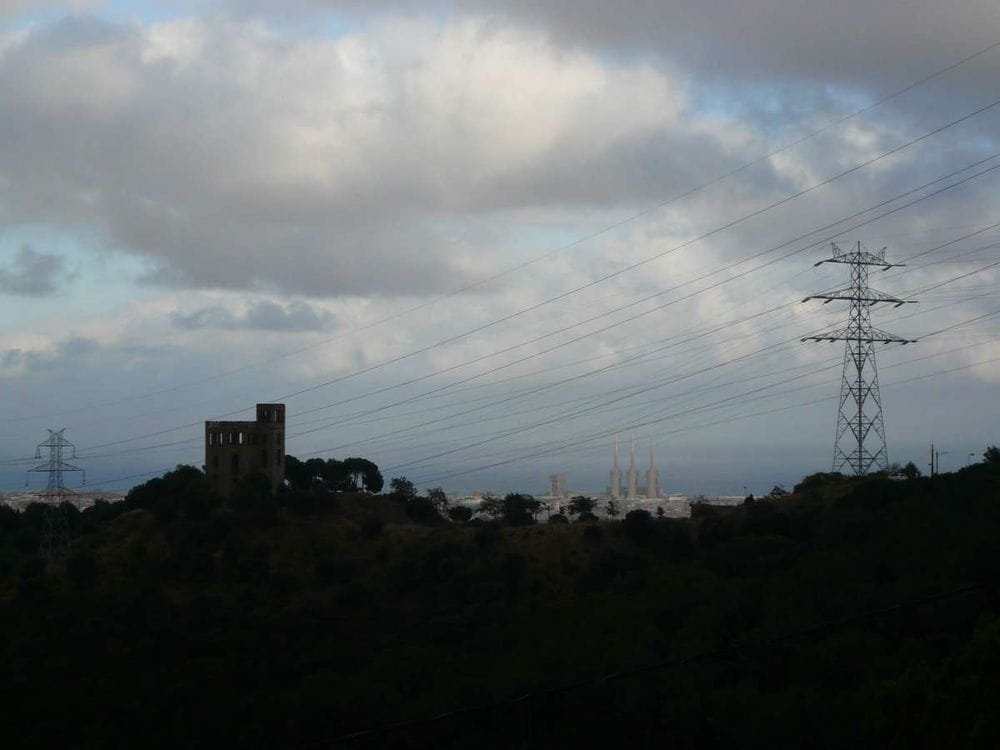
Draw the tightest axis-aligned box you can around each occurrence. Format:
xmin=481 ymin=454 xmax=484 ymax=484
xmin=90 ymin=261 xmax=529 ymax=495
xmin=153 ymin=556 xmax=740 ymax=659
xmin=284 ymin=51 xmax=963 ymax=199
xmin=901 ymin=461 xmax=922 ymax=479
xmin=478 ymin=494 xmax=504 ymax=521
xmin=388 ymin=476 xmax=417 ymax=502
xmin=404 ymin=496 xmax=440 ymax=524
xmin=231 ymin=471 xmax=273 ymax=513
xmin=623 ymin=509 xmax=655 ymax=543
xmin=501 ymin=493 xmax=540 ymax=526
xmin=567 ymin=495 xmax=597 ymax=518
xmin=125 ymin=464 xmax=220 ymax=521
xmin=427 ymin=487 xmax=449 ymax=513
xmin=284 ymin=455 xmax=327 ymax=491
xmin=343 ymin=457 xmax=383 ymax=493
xmin=765 ymin=485 xmax=788 ymax=500
xmin=447 ymin=505 xmax=472 ymax=523
xmin=984 ymin=445 xmax=1000 ymax=466
xmin=605 ymin=499 xmax=620 ymax=520
xmin=656 ymin=506 xmax=665 ymax=519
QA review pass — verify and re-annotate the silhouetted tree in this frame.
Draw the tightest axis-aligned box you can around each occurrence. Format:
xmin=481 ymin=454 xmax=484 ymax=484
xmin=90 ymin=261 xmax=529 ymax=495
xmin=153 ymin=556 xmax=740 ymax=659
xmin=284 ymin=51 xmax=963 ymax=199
xmin=388 ymin=477 xmax=417 ymax=503
xmin=502 ymin=493 xmax=540 ymax=526
xmin=623 ymin=508 xmax=655 ymax=542
xmin=447 ymin=505 xmax=473 ymax=523
xmin=427 ymin=487 xmax=448 ymax=513
xmin=901 ymin=461 xmax=922 ymax=479
xmin=567 ymin=495 xmax=596 ymax=518
xmin=605 ymin=499 xmax=620 ymax=520
xmin=983 ymin=445 xmax=1000 ymax=466
xmin=125 ymin=464 xmax=219 ymax=522
xmin=284 ymin=455 xmax=326 ymax=491
xmin=477 ymin=494 xmax=504 ymax=521
xmin=343 ymin=457 xmax=383 ymax=493
xmin=656 ymin=505 xmax=665 ymax=519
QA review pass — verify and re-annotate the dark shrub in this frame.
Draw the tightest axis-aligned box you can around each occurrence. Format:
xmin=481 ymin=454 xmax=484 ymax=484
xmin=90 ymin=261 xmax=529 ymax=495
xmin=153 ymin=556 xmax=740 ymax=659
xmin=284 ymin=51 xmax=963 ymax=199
xmin=622 ymin=509 xmax=655 ymax=544
xmin=548 ymin=513 xmax=569 ymax=524
xmin=361 ymin=517 xmax=384 ymax=539
xmin=447 ymin=505 xmax=473 ymax=523
xmin=501 ymin=494 xmax=540 ymax=526
xmin=793 ymin=471 xmax=845 ymax=494
xmin=0 ymin=504 xmax=19 ymax=533
xmin=284 ymin=490 xmax=318 ymax=516
xmin=406 ymin=497 xmax=441 ymax=524
xmin=66 ymin=549 xmax=98 ymax=587
xmin=583 ymin=524 xmax=603 ymax=544
xmin=744 ymin=500 xmax=791 ymax=537
xmin=474 ymin=522 xmax=501 ymax=549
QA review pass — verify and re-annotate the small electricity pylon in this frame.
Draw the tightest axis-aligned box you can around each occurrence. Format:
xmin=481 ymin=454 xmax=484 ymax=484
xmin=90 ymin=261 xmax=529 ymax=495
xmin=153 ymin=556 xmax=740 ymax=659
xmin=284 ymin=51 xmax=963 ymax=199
xmin=802 ymin=242 xmax=917 ymax=476
xmin=27 ymin=429 xmax=84 ymax=562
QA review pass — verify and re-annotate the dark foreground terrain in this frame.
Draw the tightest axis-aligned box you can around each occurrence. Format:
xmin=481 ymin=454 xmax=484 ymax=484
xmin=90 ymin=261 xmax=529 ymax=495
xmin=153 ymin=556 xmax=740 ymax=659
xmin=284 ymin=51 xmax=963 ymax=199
xmin=2 ymin=461 xmax=1000 ymax=748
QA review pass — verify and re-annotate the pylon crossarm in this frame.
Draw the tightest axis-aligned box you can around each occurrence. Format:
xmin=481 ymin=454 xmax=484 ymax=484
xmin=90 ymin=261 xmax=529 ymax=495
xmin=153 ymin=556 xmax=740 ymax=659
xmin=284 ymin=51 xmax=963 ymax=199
xmin=813 ymin=257 xmax=904 ymax=269
xmin=802 ymin=334 xmax=913 ymax=343
xmin=802 ymin=288 xmax=914 ymax=306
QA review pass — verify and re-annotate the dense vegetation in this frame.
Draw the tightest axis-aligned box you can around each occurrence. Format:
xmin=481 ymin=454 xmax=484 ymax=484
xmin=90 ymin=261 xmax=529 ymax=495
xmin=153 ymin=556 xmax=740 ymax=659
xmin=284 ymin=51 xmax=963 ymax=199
xmin=2 ymin=453 xmax=1000 ymax=748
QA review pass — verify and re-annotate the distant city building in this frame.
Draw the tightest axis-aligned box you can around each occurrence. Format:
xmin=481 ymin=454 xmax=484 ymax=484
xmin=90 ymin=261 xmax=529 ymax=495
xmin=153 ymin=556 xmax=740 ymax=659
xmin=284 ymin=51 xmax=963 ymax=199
xmin=549 ymin=473 xmax=569 ymax=498
xmin=205 ymin=403 xmax=285 ymax=496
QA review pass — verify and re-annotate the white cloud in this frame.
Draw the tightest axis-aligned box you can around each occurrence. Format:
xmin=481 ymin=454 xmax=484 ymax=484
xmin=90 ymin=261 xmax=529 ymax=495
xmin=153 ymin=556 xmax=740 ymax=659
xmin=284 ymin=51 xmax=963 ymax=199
xmin=0 ymin=14 xmax=736 ymax=296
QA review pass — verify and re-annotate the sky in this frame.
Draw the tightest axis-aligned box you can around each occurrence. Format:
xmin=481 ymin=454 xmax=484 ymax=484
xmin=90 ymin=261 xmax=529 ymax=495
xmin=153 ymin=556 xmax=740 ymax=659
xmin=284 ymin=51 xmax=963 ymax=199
xmin=1 ymin=0 xmax=999 ymax=496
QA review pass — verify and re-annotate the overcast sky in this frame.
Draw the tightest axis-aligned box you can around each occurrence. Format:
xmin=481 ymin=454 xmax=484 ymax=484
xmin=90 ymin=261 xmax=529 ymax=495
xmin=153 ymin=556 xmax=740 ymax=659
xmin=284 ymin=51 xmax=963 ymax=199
xmin=2 ymin=0 xmax=999 ymax=496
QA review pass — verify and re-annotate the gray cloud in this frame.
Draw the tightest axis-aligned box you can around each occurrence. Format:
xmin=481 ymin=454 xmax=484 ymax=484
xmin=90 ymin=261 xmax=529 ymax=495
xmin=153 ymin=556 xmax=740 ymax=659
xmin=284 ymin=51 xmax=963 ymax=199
xmin=0 ymin=244 xmax=69 ymax=295
xmin=0 ymin=0 xmax=97 ymax=18
xmin=171 ymin=299 xmax=336 ymax=331
xmin=0 ymin=15 xmax=762 ymax=296
xmin=0 ymin=335 xmax=98 ymax=376
xmin=1 ymin=3 xmax=1000 ymax=494
xmin=253 ymin=1 xmax=1000 ymax=94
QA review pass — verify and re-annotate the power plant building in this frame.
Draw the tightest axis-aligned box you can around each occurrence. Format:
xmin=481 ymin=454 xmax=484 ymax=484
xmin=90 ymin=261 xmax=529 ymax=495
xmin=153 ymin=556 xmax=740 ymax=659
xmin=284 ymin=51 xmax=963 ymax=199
xmin=205 ymin=403 xmax=286 ymax=495
xmin=608 ymin=436 xmax=662 ymax=499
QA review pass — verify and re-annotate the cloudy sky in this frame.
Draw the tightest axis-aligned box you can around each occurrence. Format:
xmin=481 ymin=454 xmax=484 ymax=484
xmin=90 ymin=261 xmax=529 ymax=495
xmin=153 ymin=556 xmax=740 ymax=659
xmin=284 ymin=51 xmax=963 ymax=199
xmin=2 ymin=0 xmax=1000 ymax=496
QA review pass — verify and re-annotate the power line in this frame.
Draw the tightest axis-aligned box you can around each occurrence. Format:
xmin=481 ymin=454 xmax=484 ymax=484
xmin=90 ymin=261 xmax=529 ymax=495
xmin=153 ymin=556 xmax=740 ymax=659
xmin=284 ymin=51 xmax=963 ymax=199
xmin=43 ymin=95 xmax=1000 ymax=458
xmin=410 ymin=320 xmax=1000 ymax=485
xmin=14 ymin=38 xmax=1000 ymax=426
xmin=10 ymin=150 xmax=999 ymax=472
xmin=295 ymin=247 xmax=1000 ymax=459
xmin=32 ymin=234 xmax=1000 ymax=472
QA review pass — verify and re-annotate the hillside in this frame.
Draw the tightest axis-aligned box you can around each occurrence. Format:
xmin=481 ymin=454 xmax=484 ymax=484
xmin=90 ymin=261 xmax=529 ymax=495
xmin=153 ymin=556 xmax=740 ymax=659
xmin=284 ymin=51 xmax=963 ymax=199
xmin=2 ymin=464 xmax=1000 ymax=748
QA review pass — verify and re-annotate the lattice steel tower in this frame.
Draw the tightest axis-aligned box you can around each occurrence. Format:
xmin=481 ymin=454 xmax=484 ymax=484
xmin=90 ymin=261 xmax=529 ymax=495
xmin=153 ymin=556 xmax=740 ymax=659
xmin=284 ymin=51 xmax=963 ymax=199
xmin=802 ymin=242 xmax=917 ymax=476
xmin=27 ymin=429 xmax=84 ymax=561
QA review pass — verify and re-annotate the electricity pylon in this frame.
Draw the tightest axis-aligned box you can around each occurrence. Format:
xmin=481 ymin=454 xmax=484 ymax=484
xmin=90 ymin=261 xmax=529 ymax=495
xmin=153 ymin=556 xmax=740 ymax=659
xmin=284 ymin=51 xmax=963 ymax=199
xmin=27 ymin=429 xmax=84 ymax=562
xmin=802 ymin=242 xmax=917 ymax=476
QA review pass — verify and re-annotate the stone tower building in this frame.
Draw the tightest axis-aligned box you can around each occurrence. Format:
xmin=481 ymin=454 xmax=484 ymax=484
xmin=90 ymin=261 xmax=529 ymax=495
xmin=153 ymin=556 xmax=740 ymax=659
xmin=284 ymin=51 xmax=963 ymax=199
xmin=205 ymin=403 xmax=285 ymax=496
